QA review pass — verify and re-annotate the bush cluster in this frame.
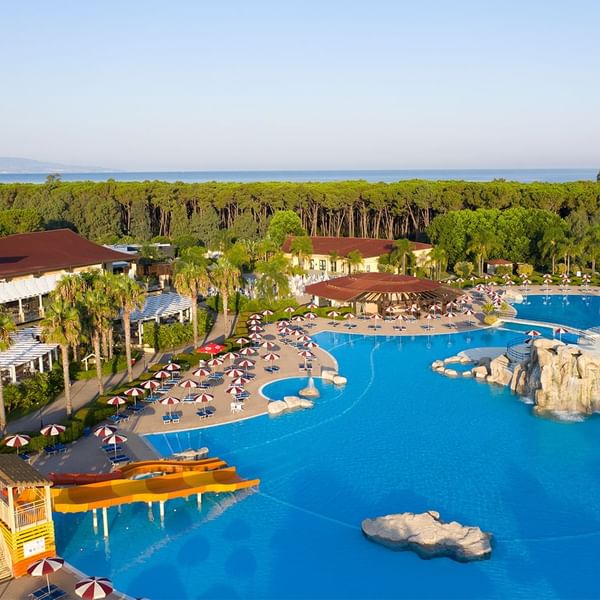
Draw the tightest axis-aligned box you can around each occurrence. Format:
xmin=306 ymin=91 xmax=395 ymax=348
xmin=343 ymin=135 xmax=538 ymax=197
xmin=142 ymin=310 xmax=211 ymax=350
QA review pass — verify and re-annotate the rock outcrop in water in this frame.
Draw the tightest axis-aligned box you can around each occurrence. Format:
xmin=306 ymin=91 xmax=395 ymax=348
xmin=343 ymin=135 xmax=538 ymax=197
xmin=361 ymin=511 xmax=492 ymax=562
xmin=512 ymin=339 xmax=600 ymax=415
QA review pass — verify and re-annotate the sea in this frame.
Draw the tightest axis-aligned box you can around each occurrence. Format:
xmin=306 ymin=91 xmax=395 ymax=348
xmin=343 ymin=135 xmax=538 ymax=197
xmin=0 ymin=168 xmax=597 ymax=184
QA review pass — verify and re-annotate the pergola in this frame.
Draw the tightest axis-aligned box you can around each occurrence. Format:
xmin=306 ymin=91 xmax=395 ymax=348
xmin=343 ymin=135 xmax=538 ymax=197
xmin=128 ymin=292 xmax=193 ymax=344
xmin=305 ymin=272 xmax=461 ymax=314
xmin=0 ymin=328 xmax=59 ymax=383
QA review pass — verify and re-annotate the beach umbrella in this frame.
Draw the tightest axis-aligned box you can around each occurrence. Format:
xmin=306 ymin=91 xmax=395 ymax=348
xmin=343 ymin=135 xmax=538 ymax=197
xmin=75 ymin=577 xmax=113 ymax=600
xmin=327 ymin=310 xmax=340 ymax=318
xmin=370 ymin=313 xmax=382 ymax=320
xmin=249 ymin=313 xmax=263 ymax=320
xmin=278 ymin=327 xmax=293 ymax=336
xmin=262 ymin=309 xmax=274 ymax=316
xmin=249 ymin=332 xmax=263 ymax=341
xmin=394 ymin=314 xmax=406 ymax=322
xmin=238 ymin=358 xmax=255 ymax=369
xmin=230 ymin=376 xmax=250 ymax=386
xmin=277 ymin=320 xmax=290 ymax=327
xmin=385 ymin=306 xmax=396 ymax=313
xmin=226 ymin=385 xmax=245 ymax=396
xmin=343 ymin=313 xmax=355 ymax=320
xmin=445 ymin=312 xmax=455 ymax=319
xmin=295 ymin=335 xmax=310 ymax=343
xmin=222 ymin=351 xmax=239 ymax=363
xmin=236 ymin=337 xmax=250 ymax=346
xmin=425 ymin=313 xmax=434 ymax=330
xmin=164 ymin=362 xmax=181 ymax=372
xmin=283 ymin=306 xmax=296 ymax=314
xmin=304 ymin=312 xmax=318 ymax=320
xmin=107 ymin=396 xmax=126 ymax=415
xmin=4 ymin=434 xmax=30 ymax=455
xmin=226 ymin=368 xmax=245 ymax=378
xmin=555 ymin=327 xmax=569 ymax=341
xmin=261 ymin=340 xmax=277 ymax=350
xmin=207 ymin=357 xmax=224 ymax=367
xmin=27 ymin=556 xmax=64 ymax=595
xmin=263 ymin=352 xmax=280 ymax=367
xmin=526 ymin=330 xmax=541 ymax=338
xmin=307 ymin=302 xmax=318 ymax=309
xmin=455 ymin=277 xmax=464 ymax=284
xmin=239 ymin=346 xmax=256 ymax=356
xmin=194 ymin=392 xmax=214 ymax=403
xmin=94 ymin=425 xmax=117 ymax=438
xmin=123 ymin=387 xmax=145 ymax=406
xmin=246 ymin=318 xmax=261 ymax=326
xmin=192 ymin=367 xmax=211 ymax=378
xmin=197 ymin=342 xmax=225 ymax=356
xmin=160 ymin=396 xmax=180 ymax=417
xmin=40 ymin=424 xmax=66 ymax=438
xmin=291 ymin=315 xmax=305 ymax=322
xmin=140 ymin=380 xmax=159 ymax=391
xmin=304 ymin=340 xmax=319 ymax=349
xmin=154 ymin=370 xmax=170 ymax=380
xmin=178 ymin=378 xmax=198 ymax=389
xmin=298 ymin=349 xmax=314 ymax=369
xmin=103 ymin=433 xmax=127 ymax=458
xmin=249 ymin=325 xmax=264 ymax=332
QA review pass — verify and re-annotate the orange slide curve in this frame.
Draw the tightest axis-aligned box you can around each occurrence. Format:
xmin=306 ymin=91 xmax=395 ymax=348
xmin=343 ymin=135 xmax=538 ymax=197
xmin=51 ymin=459 xmax=260 ymax=513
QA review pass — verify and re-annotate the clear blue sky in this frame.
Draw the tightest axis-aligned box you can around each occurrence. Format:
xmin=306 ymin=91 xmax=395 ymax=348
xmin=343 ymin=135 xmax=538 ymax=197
xmin=2 ymin=0 xmax=598 ymax=170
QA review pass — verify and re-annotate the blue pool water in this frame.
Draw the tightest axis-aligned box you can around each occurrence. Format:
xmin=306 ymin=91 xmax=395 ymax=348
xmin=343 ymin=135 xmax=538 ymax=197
xmin=55 ymin=297 xmax=600 ymax=599
xmin=514 ymin=294 xmax=600 ymax=330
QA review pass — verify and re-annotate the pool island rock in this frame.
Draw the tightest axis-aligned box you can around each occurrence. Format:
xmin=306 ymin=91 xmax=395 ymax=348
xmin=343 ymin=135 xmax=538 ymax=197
xmin=361 ymin=511 xmax=492 ymax=562
xmin=267 ymin=396 xmax=314 ymax=416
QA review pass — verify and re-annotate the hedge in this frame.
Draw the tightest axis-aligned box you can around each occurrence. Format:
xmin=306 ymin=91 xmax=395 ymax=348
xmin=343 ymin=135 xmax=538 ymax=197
xmin=71 ymin=351 xmax=142 ymax=381
xmin=142 ymin=310 xmax=211 ymax=351
xmin=6 ymin=365 xmax=64 ymax=421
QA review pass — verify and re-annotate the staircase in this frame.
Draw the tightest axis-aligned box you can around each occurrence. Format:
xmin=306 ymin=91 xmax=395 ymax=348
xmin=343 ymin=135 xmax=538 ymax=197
xmin=0 ymin=541 xmax=12 ymax=582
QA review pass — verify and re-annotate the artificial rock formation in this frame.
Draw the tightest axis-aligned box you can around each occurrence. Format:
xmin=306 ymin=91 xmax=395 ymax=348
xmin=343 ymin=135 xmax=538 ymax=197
xmin=511 ymin=339 xmax=600 ymax=415
xmin=361 ymin=511 xmax=492 ymax=562
xmin=267 ymin=396 xmax=314 ymax=416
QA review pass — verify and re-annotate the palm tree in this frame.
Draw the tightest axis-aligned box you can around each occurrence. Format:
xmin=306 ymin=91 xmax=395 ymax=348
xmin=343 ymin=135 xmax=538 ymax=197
xmin=174 ymin=260 xmax=210 ymax=349
xmin=583 ymin=225 xmax=600 ymax=273
xmin=41 ymin=298 xmax=81 ymax=417
xmin=0 ymin=312 xmax=15 ymax=433
xmin=390 ymin=239 xmax=413 ymax=274
xmin=113 ymin=276 xmax=144 ymax=383
xmin=210 ymin=257 xmax=241 ymax=323
xmin=329 ymin=250 xmax=341 ymax=273
xmin=289 ymin=236 xmax=313 ymax=270
xmin=346 ymin=250 xmax=363 ymax=275
xmin=467 ymin=229 xmax=500 ymax=276
xmin=255 ymin=254 xmax=292 ymax=302
xmin=538 ymin=226 xmax=567 ymax=275
xmin=85 ymin=288 xmax=112 ymax=395
xmin=427 ymin=246 xmax=448 ymax=280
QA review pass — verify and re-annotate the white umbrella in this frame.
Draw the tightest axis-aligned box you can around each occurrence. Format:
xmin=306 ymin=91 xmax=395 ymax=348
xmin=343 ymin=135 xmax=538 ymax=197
xmin=178 ymin=379 xmax=198 ymax=389
xmin=94 ymin=425 xmax=117 ymax=438
xmin=239 ymin=346 xmax=257 ymax=356
xmin=192 ymin=367 xmax=211 ymax=377
xmin=75 ymin=577 xmax=113 ymax=600
xmin=27 ymin=556 xmax=64 ymax=595
xmin=195 ymin=393 xmax=214 ymax=403
xmin=4 ymin=434 xmax=30 ymax=455
xmin=160 ymin=396 xmax=180 ymax=417
xmin=164 ymin=362 xmax=181 ymax=372
xmin=261 ymin=340 xmax=277 ymax=350
xmin=103 ymin=433 xmax=127 ymax=458
xmin=555 ymin=326 xmax=568 ymax=341
xmin=226 ymin=385 xmax=245 ymax=395
xmin=327 ymin=310 xmax=340 ymax=318
xmin=207 ymin=357 xmax=224 ymax=367
xmin=222 ymin=351 xmax=239 ymax=363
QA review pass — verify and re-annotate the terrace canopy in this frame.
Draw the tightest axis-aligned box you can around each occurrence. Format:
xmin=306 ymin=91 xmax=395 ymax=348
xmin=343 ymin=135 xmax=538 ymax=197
xmin=128 ymin=292 xmax=193 ymax=343
xmin=0 ymin=327 xmax=59 ymax=383
xmin=304 ymin=272 xmax=461 ymax=313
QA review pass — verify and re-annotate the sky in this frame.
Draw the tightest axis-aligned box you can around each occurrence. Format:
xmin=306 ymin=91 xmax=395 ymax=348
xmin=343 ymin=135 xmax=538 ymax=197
xmin=1 ymin=0 xmax=599 ymax=171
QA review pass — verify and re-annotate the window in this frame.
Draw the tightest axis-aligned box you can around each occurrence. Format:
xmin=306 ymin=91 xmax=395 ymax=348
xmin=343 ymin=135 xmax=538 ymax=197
xmin=366 ymin=264 xmax=371 ymax=272
xmin=330 ymin=260 xmax=337 ymax=272
xmin=319 ymin=260 xmax=326 ymax=271
xmin=309 ymin=259 xmax=315 ymax=270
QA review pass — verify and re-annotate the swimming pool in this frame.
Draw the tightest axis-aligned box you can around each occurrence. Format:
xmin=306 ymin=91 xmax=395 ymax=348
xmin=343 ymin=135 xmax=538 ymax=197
xmin=514 ymin=293 xmax=600 ymax=330
xmin=55 ymin=296 xmax=600 ymax=599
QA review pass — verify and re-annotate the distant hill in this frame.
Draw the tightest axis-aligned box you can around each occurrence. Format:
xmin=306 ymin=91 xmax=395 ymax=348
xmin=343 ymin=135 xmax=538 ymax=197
xmin=0 ymin=157 xmax=112 ymax=174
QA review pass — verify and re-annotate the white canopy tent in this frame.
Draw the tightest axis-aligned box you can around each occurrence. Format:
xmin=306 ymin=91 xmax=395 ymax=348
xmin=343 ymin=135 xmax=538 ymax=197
xmin=0 ymin=327 xmax=59 ymax=383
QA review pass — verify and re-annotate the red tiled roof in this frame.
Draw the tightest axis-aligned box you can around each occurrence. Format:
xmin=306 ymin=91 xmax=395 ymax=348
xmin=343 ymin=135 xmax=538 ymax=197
xmin=282 ymin=236 xmax=431 ymax=258
xmin=305 ymin=272 xmax=455 ymax=303
xmin=487 ymin=259 xmax=513 ymax=265
xmin=0 ymin=229 xmax=134 ymax=279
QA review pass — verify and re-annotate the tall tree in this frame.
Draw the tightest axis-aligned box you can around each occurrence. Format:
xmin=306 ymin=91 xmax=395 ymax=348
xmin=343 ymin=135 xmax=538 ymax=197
xmin=329 ymin=250 xmax=341 ymax=273
xmin=113 ymin=276 xmax=144 ymax=383
xmin=390 ymin=239 xmax=413 ymax=274
xmin=467 ymin=229 xmax=500 ymax=275
xmin=289 ymin=236 xmax=313 ymax=270
xmin=85 ymin=288 xmax=112 ymax=395
xmin=0 ymin=312 xmax=15 ymax=433
xmin=266 ymin=211 xmax=306 ymax=246
xmin=210 ymin=257 xmax=241 ymax=323
xmin=41 ymin=298 xmax=81 ymax=417
xmin=346 ymin=250 xmax=363 ymax=274
xmin=174 ymin=259 xmax=210 ymax=349
xmin=538 ymin=226 xmax=567 ymax=274
xmin=255 ymin=254 xmax=292 ymax=302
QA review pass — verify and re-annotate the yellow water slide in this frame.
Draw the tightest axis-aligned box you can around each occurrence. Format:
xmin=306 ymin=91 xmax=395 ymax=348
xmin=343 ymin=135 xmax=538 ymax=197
xmin=51 ymin=460 xmax=260 ymax=513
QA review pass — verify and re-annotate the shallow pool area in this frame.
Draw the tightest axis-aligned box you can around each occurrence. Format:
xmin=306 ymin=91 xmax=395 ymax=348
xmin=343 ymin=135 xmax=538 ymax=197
xmin=54 ymin=297 xmax=600 ymax=599
xmin=514 ymin=293 xmax=600 ymax=330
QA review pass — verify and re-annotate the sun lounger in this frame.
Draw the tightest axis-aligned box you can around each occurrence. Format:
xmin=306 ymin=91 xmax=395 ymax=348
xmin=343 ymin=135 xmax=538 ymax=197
xmin=109 ymin=454 xmax=130 ymax=465
xmin=19 ymin=453 xmax=32 ymax=463
xmin=171 ymin=412 xmax=180 ymax=423
xmin=101 ymin=444 xmax=123 ymax=453
xmin=127 ymin=404 xmax=145 ymax=412
xmin=163 ymin=415 xmax=172 ymax=424
xmin=30 ymin=585 xmax=66 ymax=600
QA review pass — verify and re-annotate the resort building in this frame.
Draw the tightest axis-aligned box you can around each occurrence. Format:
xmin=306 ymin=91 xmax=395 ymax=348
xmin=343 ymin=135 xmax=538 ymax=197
xmin=0 ymin=229 xmax=134 ymax=324
xmin=486 ymin=259 xmax=513 ymax=275
xmin=305 ymin=272 xmax=460 ymax=315
xmin=282 ymin=236 xmax=432 ymax=274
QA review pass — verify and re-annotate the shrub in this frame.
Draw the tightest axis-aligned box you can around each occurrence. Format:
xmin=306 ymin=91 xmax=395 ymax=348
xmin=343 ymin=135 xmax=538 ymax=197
xmin=483 ymin=314 xmax=498 ymax=325
xmin=517 ymin=263 xmax=534 ymax=277
xmin=6 ymin=365 xmax=64 ymax=420
xmin=143 ymin=310 xmax=211 ymax=350
xmin=494 ymin=264 xmax=513 ymax=276
xmin=454 ymin=261 xmax=474 ymax=278
xmin=206 ymin=292 xmax=249 ymax=314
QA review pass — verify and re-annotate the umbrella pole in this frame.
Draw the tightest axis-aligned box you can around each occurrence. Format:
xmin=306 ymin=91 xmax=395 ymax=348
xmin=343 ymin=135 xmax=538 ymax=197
xmin=46 ymin=574 xmax=50 ymax=594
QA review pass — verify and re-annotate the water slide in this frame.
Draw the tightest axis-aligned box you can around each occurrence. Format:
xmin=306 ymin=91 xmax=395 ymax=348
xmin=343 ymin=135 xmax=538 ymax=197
xmin=51 ymin=459 xmax=260 ymax=512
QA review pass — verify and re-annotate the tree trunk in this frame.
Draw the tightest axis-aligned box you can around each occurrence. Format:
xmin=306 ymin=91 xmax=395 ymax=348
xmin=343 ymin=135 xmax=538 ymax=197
xmin=0 ymin=375 xmax=6 ymax=435
xmin=123 ymin=312 xmax=133 ymax=383
xmin=191 ymin=297 xmax=198 ymax=348
xmin=93 ymin=333 xmax=104 ymax=395
xmin=108 ymin=327 xmax=114 ymax=360
xmin=552 ymin=255 xmax=555 ymax=275
xmin=223 ymin=291 xmax=229 ymax=323
xmin=61 ymin=344 xmax=73 ymax=417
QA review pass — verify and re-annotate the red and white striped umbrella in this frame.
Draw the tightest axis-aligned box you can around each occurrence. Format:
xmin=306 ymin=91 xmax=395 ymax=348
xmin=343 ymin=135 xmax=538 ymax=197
xmin=298 ymin=350 xmax=314 ymax=359
xmin=75 ymin=576 xmax=113 ymax=599
xmin=236 ymin=337 xmax=249 ymax=346
xmin=277 ymin=320 xmax=290 ymax=327
xmin=94 ymin=425 xmax=117 ymax=438
xmin=262 ymin=309 xmax=274 ymax=316
xmin=125 ymin=387 xmax=145 ymax=397
xmin=445 ymin=312 xmax=455 ymax=318
xmin=304 ymin=341 xmax=319 ymax=349
xmin=555 ymin=326 xmax=569 ymax=341
xmin=194 ymin=393 xmax=214 ymax=403
xmin=327 ymin=310 xmax=340 ymax=318
xmin=249 ymin=332 xmax=263 ymax=341
xmin=307 ymin=302 xmax=318 ymax=309
xmin=249 ymin=325 xmax=264 ymax=332
xmin=192 ymin=367 xmax=211 ymax=377
xmin=304 ymin=312 xmax=318 ymax=320
xmin=226 ymin=368 xmax=245 ymax=378
xmin=160 ymin=396 xmax=180 ymax=416
xmin=463 ymin=308 xmax=476 ymax=316
xmin=222 ymin=351 xmax=239 ymax=362
xmin=154 ymin=370 xmax=170 ymax=380
xmin=178 ymin=379 xmax=198 ymax=389
xmin=207 ymin=357 xmax=224 ymax=367
xmin=292 ymin=329 xmax=306 ymax=338
xmin=4 ymin=434 xmax=30 ymax=454
xmin=370 ymin=314 xmax=382 ymax=320
xmin=263 ymin=352 xmax=280 ymax=362
xmin=164 ymin=362 xmax=181 ymax=372
xmin=296 ymin=335 xmax=311 ymax=343
xmin=385 ymin=306 xmax=396 ymax=313
xmin=27 ymin=556 xmax=64 ymax=594
xmin=247 ymin=319 xmax=261 ymax=326
xmin=237 ymin=359 xmax=255 ymax=369
xmin=40 ymin=424 xmax=66 ymax=437
xmin=283 ymin=306 xmax=296 ymax=314
xmin=526 ymin=330 xmax=541 ymax=337
xmin=231 ymin=376 xmax=250 ymax=386
xmin=261 ymin=340 xmax=277 ymax=350
xmin=239 ymin=346 xmax=256 ymax=356
xmin=249 ymin=313 xmax=263 ymax=320
xmin=291 ymin=315 xmax=305 ymax=322
xmin=425 ymin=313 xmax=435 ymax=320
xmin=278 ymin=327 xmax=293 ymax=335
xmin=107 ymin=396 xmax=126 ymax=413
xmin=103 ymin=433 xmax=127 ymax=446
xmin=394 ymin=314 xmax=406 ymax=321
xmin=226 ymin=385 xmax=245 ymax=395
xmin=140 ymin=380 xmax=159 ymax=390
xmin=343 ymin=313 xmax=355 ymax=320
